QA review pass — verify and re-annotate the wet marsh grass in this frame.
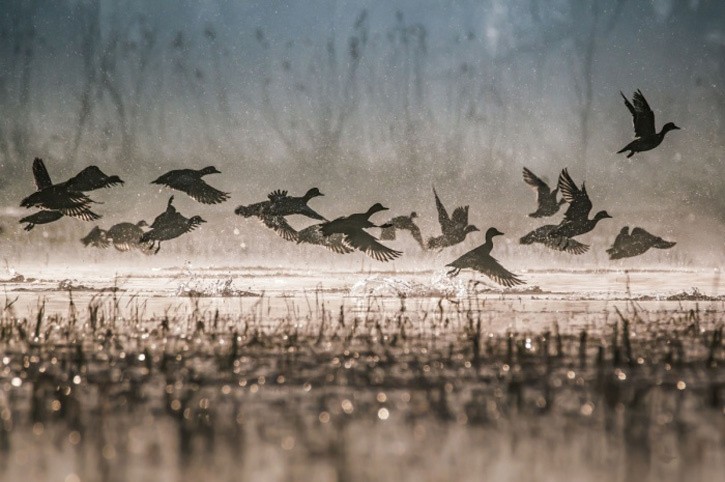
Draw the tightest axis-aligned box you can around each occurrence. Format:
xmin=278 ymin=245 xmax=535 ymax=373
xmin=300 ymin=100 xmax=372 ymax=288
xmin=0 ymin=286 xmax=723 ymax=481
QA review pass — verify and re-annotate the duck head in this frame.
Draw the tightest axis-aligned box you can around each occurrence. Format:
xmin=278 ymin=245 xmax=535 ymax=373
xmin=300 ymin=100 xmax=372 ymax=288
xmin=594 ymin=210 xmax=613 ymax=222
xmin=410 ymin=211 xmax=418 ymax=219
xmin=485 ymin=227 xmax=504 ymax=241
xmin=167 ymin=196 xmax=175 ymax=207
xmin=662 ymin=122 xmax=680 ymax=134
xmin=619 ymin=226 xmax=629 ymax=235
xmin=366 ymin=203 xmax=388 ymax=215
xmin=189 ymin=216 xmax=207 ymax=224
xmin=200 ymin=166 xmax=222 ymax=175
xmin=465 ymin=225 xmax=480 ymax=235
xmin=304 ymin=187 xmax=324 ymax=199
xmin=107 ymin=175 xmax=124 ymax=185
xmin=137 ymin=220 xmax=149 ymax=227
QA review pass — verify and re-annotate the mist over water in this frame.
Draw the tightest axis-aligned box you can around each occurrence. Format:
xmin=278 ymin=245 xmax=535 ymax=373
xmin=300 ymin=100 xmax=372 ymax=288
xmin=0 ymin=0 xmax=723 ymax=266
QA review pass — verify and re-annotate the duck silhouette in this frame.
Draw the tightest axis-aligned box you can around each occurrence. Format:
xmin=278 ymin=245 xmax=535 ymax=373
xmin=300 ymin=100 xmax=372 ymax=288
xmin=427 ymin=187 xmax=479 ymax=250
xmin=320 ymin=204 xmax=402 ymax=262
xmin=152 ymin=166 xmax=229 ymax=204
xmin=234 ymin=188 xmax=328 ymax=242
xmin=19 ymin=210 xmax=64 ymax=231
xmin=21 ymin=158 xmax=100 ymax=220
xmin=81 ymin=226 xmax=110 ymax=248
xmin=140 ymin=196 xmax=206 ymax=253
xmin=265 ymin=188 xmax=326 ymax=220
xmin=549 ymin=169 xmax=611 ymax=239
xmin=522 ymin=167 xmax=565 ymax=218
xmin=107 ymin=221 xmax=153 ymax=253
xmin=446 ymin=228 xmax=525 ymax=287
xmin=379 ymin=212 xmax=425 ymax=249
xmin=519 ymin=224 xmax=589 ymax=255
xmin=617 ymin=90 xmax=679 ymax=157
xmin=606 ymin=226 xmax=676 ymax=260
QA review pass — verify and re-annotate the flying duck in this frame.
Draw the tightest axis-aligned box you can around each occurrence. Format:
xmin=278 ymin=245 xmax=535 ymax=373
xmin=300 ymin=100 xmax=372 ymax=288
xmin=107 ymin=220 xmax=153 ymax=253
xmin=427 ymin=187 xmax=479 ymax=250
xmin=379 ymin=212 xmax=425 ymax=249
xmin=152 ymin=166 xmax=230 ymax=204
xmin=320 ymin=204 xmax=402 ymax=262
xmin=140 ymin=196 xmax=206 ymax=253
xmin=519 ymin=224 xmax=589 ymax=255
xmin=234 ymin=188 xmax=327 ymax=242
xmin=617 ymin=89 xmax=679 ymax=158
xmin=20 ymin=158 xmax=101 ymax=221
xmin=446 ymin=227 xmax=525 ymax=287
xmin=522 ymin=167 xmax=565 ymax=218
xmin=19 ymin=210 xmax=64 ymax=231
xmin=81 ymin=226 xmax=110 ymax=249
xmin=549 ymin=169 xmax=611 ymax=239
xmin=62 ymin=166 xmax=124 ymax=191
xmin=297 ymin=223 xmax=355 ymax=254
xmin=265 ymin=188 xmax=326 ymax=220
xmin=606 ymin=226 xmax=676 ymax=260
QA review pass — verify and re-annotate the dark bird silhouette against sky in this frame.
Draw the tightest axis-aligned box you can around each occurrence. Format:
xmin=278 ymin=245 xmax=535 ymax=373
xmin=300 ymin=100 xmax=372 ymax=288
xmin=379 ymin=211 xmax=425 ymax=250
xmin=549 ymin=169 xmax=612 ymax=239
xmin=606 ymin=226 xmax=676 ymax=260
xmin=152 ymin=166 xmax=230 ymax=204
xmin=141 ymin=196 xmax=206 ymax=253
xmin=427 ymin=187 xmax=479 ymax=250
xmin=522 ymin=167 xmax=565 ymax=218
xmin=446 ymin=227 xmax=525 ymax=288
xmin=320 ymin=204 xmax=402 ymax=262
xmin=617 ymin=89 xmax=680 ymax=158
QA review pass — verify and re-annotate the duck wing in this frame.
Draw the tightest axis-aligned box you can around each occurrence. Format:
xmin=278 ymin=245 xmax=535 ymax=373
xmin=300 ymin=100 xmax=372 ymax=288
xmin=32 ymin=158 xmax=53 ymax=190
xmin=154 ymin=171 xmax=228 ymax=204
xmin=433 ymin=187 xmax=452 ymax=231
xmin=63 ymin=166 xmax=123 ymax=191
xmin=631 ymin=227 xmax=675 ymax=249
xmin=298 ymin=224 xmax=354 ymax=254
xmin=450 ymin=206 xmax=469 ymax=227
xmin=522 ymin=167 xmax=552 ymax=201
xmin=558 ymin=168 xmax=592 ymax=221
xmin=342 ymin=229 xmax=402 ymax=262
xmin=622 ymin=90 xmax=656 ymax=138
xmin=476 ymin=255 xmax=526 ymax=287
xmin=262 ymin=215 xmax=298 ymax=242
xmin=405 ymin=223 xmax=425 ymax=249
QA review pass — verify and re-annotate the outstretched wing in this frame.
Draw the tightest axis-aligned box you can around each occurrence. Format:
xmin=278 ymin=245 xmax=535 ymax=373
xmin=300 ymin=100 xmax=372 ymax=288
xmin=522 ymin=167 xmax=551 ymax=202
xmin=262 ymin=215 xmax=298 ymax=242
xmin=406 ymin=223 xmax=425 ymax=249
xmin=33 ymin=158 xmax=53 ymax=190
xmin=450 ymin=206 xmax=469 ymax=227
xmin=558 ymin=168 xmax=592 ymax=221
xmin=343 ymin=230 xmax=402 ymax=262
xmin=475 ymin=256 xmax=525 ymax=288
xmin=432 ymin=187 xmax=451 ymax=230
xmin=183 ymin=180 xmax=229 ymax=204
xmin=622 ymin=90 xmax=656 ymax=138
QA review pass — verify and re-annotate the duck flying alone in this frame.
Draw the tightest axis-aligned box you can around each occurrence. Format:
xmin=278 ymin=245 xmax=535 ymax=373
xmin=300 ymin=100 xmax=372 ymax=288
xmin=320 ymin=204 xmax=402 ymax=262
xmin=617 ymin=89 xmax=679 ymax=158
xmin=606 ymin=226 xmax=676 ymax=260
xmin=548 ymin=169 xmax=611 ymax=239
xmin=447 ymin=227 xmax=525 ymax=288
xmin=522 ymin=167 xmax=565 ymax=218
xmin=152 ymin=166 xmax=230 ymax=204
xmin=427 ymin=187 xmax=479 ymax=250
xmin=140 ymin=196 xmax=206 ymax=253
xmin=379 ymin=211 xmax=425 ymax=250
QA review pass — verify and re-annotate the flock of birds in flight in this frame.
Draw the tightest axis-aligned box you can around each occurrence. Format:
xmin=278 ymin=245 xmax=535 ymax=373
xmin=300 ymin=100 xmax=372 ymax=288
xmin=15 ymin=90 xmax=679 ymax=288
